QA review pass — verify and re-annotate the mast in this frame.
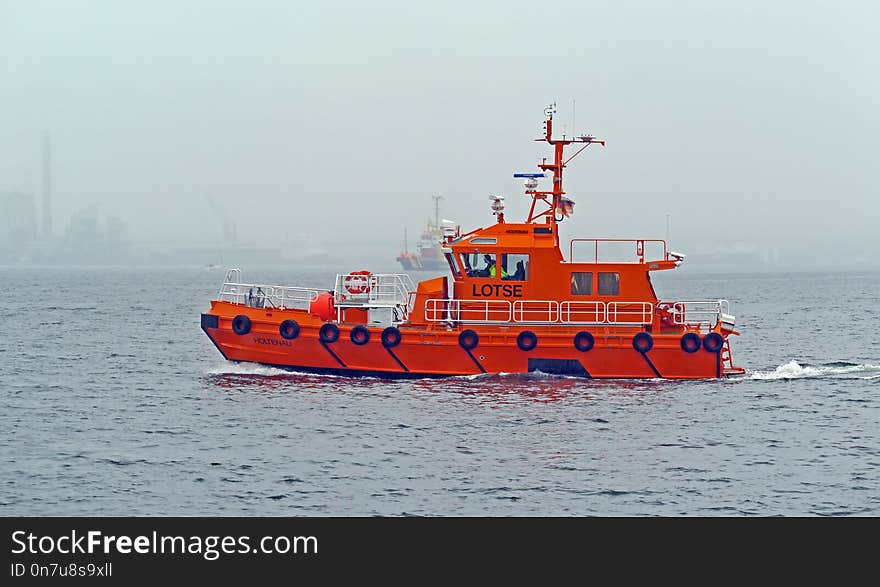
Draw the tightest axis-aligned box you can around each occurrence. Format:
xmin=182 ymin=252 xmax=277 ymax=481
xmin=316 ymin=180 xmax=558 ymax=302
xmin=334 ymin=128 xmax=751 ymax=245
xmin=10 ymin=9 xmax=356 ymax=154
xmin=523 ymin=103 xmax=604 ymax=227
xmin=432 ymin=194 xmax=443 ymax=229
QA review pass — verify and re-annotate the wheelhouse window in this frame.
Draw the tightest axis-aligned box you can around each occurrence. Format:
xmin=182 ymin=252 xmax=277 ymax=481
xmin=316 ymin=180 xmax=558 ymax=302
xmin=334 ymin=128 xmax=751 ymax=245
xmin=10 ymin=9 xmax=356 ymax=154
xmin=445 ymin=252 xmax=461 ymax=278
xmin=459 ymin=252 xmax=496 ymax=278
xmin=500 ymin=254 xmax=529 ymax=281
xmin=571 ymin=272 xmax=593 ymax=295
xmin=598 ymin=272 xmax=620 ymax=296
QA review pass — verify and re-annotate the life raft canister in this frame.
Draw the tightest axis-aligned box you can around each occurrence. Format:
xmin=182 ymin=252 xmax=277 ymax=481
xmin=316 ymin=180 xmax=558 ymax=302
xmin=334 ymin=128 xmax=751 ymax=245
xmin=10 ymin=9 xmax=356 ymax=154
xmin=350 ymin=325 xmax=370 ymax=345
xmin=343 ymin=270 xmax=372 ymax=295
xmin=574 ymin=331 xmax=595 ymax=352
xmin=232 ymin=315 xmax=251 ymax=335
xmin=279 ymin=319 xmax=300 ymax=340
xmin=381 ymin=326 xmax=402 ymax=348
xmin=680 ymin=332 xmax=701 ymax=353
xmin=458 ymin=329 xmax=479 ymax=350
xmin=632 ymin=332 xmax=653 ymax=353
xmin=309 ymin=291 xmax=335 ymax=322
xmin=703 ymin=332 xmax=724 ymax=353
xmin=319 ymin=323 xmax=340 ymax=343
xmin=517 ymin=330 xmax=538 ymax=351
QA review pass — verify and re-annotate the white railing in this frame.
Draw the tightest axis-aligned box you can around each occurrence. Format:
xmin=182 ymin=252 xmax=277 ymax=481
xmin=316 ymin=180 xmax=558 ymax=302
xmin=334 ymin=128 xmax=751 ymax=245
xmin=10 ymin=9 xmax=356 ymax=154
xmin=425 ymin=299 xmax=654 ymax=325
xmin=333 ymin=273 xmax=416 ymax=310
xmin=568 ymin=238 xmax=668 ymax=263
xmin=606 ymin=301 xmax=654 ymax=325
xmin=426 ymin=299 xmax=512 ymax=323
xmin=663 ymin=299 xmax=729 ymax=329
xmin=425 ymin=297 xmax=730 ymax=327
xmin=223 ymin=268 xmax=241 ymax=284
xmin=513 ymin=300 xmax=559 ymax=323
xmin=559 ymin=301 xmax=605 ymax=324
xmin=214 ymin=267 xmax=729 ymax=331
xmin=218 ymin=277 xmax=322 ymax=311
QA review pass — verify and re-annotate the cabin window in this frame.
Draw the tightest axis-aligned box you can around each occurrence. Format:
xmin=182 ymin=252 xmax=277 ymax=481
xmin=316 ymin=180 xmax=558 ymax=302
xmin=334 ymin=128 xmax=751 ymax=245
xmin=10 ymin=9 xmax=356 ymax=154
xmin=470 ymin=237 xmax=497 ymax=245
xmin=500 ymin=254 xmax=529 ymax=281
xmin=445 ymin=252 xmax=461 ymax=278
xmin=571 ymin=272 xmax=593 ymax=295
xmin=598 ymin=272 xmax=620 ymax=296
xmin=459 ymin=252 xmax=496 ymax=278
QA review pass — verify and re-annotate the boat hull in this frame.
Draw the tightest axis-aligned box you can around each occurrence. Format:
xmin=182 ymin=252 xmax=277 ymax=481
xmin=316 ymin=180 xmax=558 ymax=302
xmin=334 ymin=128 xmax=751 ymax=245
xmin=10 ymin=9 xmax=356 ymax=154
xmin=396 ymin=255 xmax=420 ymax=271
xmin=396 ymin=256 xmax=444 ymax=272
xmin=202 ymin=302 xmax=730 ymax=379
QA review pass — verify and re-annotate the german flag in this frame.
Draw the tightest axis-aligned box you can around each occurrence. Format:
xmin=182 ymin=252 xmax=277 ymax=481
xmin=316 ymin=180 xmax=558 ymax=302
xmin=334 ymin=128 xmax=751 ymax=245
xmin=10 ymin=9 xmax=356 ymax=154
xmin=556 ymin=197 xmax=575 ymax=218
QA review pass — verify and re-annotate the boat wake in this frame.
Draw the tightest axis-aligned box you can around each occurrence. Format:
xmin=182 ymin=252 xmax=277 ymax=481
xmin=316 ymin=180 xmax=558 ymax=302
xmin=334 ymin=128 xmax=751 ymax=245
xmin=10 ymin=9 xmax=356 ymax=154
xmin=204 ymin=364 xmax=577 ymax=381
xmin=206 ymin=362 xmax=293 ymax=377
xmin=206 ymin=360 xmax=878 ymax=384
xmin=750 ymin=360 xmax=880 ymax=381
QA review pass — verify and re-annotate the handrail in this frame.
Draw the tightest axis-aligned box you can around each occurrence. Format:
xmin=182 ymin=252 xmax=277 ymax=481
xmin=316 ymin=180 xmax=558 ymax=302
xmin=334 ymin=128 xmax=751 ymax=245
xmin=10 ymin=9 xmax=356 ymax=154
xmin=606 ymin=301 xmax=654 ymax=324
xmin=214 ymin=268 xmax=728 ymax=331
xmin=568 ymin=238 xmax=667 ymax=263
xmin=333 ymin=273 xmax=416 ymax=312
xmin=426 ymin=297 xmax=728 ymax=327
xmin=218 ymin=281 xmax=322 ymax=310
xmin=512 ymin=300 xmax=559 ymax=323
xmin=559 ymin=301 xmax=605 ymax=324
xmin=222 ymin=268 xmax=241 ymax=286
xmin=425 ymin=299 xmax=512 ymax=323
xmin=662 ymin=299 xmax=729 ymax=329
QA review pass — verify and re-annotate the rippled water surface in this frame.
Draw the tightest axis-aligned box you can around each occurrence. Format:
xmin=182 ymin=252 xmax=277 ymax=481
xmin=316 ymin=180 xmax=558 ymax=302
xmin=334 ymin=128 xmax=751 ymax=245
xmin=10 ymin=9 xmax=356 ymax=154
xmin=2 ymin=267 xmax=878 ymax=515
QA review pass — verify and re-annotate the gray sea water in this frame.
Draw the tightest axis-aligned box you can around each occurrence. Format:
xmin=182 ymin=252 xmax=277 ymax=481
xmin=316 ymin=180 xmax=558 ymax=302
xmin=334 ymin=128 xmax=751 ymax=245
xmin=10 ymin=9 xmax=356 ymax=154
xmin=2 ymin=266 xmax=878 ymax=516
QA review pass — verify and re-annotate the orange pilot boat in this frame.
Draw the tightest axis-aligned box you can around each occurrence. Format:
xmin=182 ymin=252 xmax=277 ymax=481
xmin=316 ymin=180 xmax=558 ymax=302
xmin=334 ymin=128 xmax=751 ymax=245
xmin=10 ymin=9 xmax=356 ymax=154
xmin=201 ymin=106 xmax=745 ymax=379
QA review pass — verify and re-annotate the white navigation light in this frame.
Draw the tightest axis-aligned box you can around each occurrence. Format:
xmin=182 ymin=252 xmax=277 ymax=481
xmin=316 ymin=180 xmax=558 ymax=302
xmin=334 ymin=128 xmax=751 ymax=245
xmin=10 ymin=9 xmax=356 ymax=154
xmin=668 ymin=250 xmax=686 ymax=267
xmin=489 ymin=195 xmax=505 ymax=216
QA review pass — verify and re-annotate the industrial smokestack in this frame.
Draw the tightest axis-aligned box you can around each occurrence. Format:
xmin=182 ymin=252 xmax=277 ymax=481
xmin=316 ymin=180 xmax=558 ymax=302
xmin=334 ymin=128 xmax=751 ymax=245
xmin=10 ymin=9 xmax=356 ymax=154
xmin=41 ymin=131 xmax=52 ymax=239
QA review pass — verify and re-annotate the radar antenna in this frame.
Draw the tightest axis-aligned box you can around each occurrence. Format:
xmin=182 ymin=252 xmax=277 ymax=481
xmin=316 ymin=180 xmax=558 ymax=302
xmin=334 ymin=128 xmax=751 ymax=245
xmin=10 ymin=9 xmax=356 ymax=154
xmin=521 ymin=103 xmax=604 ymax=228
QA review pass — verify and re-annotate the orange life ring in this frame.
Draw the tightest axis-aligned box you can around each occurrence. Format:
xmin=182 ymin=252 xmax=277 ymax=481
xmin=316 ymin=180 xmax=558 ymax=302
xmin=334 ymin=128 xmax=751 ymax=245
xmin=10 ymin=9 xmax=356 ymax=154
xmin=344 ymin=270 xmax=372 ymax=295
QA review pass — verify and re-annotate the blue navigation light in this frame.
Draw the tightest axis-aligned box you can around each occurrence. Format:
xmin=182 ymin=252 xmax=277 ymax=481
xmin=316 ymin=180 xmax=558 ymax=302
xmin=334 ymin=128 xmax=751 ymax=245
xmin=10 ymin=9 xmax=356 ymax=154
xmin=513 ymin=173 xmax=545 ymax=178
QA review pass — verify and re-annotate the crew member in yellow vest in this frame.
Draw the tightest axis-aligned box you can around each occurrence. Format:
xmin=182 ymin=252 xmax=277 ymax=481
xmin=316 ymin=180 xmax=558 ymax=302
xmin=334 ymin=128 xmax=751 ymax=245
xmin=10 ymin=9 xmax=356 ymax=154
xmin=487 ymin=256 xmax=508 ymax=278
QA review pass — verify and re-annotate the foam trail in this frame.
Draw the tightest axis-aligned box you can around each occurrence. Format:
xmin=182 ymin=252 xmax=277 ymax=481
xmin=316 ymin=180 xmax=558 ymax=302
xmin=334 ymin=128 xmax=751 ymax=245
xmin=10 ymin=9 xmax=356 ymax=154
xmin=206 ymin=362 xmax=291 ymax=376
xmin=750 ymin=360 xmax=880 ymax=380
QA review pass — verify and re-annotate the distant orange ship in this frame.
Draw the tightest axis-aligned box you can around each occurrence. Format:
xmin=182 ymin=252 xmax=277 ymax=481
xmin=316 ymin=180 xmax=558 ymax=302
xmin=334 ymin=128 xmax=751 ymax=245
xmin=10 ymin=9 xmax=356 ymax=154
xmin=202 ymin=105 xmax=744 ymax=379
xmin=397 ymin=195 xmax=445 ymax=271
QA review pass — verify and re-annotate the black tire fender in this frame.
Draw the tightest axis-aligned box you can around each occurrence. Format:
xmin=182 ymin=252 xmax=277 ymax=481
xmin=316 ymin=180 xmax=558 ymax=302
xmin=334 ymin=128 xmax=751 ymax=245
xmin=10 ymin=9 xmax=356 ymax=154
xmin=232 ymin=315 xmax=251 ymax=335
xmin=381 ymin=326 xmax=402 ymax=348
xmin=279 ymin=319 xmax=300 ymax=340
xmin=574 ymin=331 xmax=595 ymax=352
xmin=703 ymin=332 xmax=724 ymax=353
xmin=319 ymin=323 xmax=340 ymax=343
xmin=517 ymin=330 xmax=538 ymax=351
xmin=458 ymin=329 xmax=479 ymax=350
xmin=680 ymin=332 xmax=701 ymax=353
xmin=633 ymin=332 xmax=654 ymax=353
xmin=350 ymin=325 xmax=371 ymax=346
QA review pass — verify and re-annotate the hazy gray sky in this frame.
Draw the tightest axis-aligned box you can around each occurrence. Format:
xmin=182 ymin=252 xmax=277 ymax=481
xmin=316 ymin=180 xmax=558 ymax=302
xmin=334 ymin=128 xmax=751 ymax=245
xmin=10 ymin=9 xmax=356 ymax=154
xmin=2 ymin=0 xmax=877 ymax=253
